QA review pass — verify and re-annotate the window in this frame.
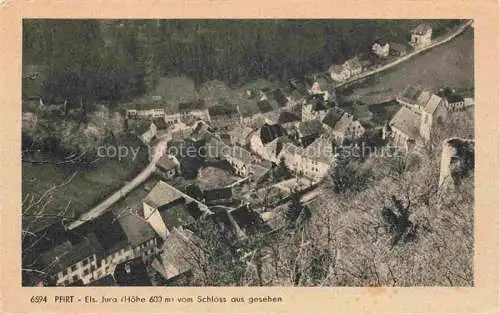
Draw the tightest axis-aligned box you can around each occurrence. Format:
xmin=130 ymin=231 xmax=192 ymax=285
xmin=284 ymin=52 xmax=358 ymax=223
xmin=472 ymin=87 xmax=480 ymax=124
xmin=82 ymin=259 xmax=88 ymax=266
xmin=62 ymin=269 xmax=68 ymax=276
xmin=71 ymin=265 xmax=77 ymax=272
xmin=90 ymin=265 xmax=96 ymax=272
xmin=72 ymin=275 xmax=78 ymax=282
xmin=83 ymin=269 xmax=89 ymax=276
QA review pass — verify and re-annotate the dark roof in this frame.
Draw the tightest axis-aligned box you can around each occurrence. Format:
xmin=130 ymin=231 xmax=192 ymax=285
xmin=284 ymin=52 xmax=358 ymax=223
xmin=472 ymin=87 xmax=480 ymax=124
xmin=88 ymin=275 xmax=117 ymax=286
xmin=257 ymin=99 xmax=274 ymax=113
xmin=114 ymin=257 xmax=153 ymax=286
xmin=90 ymin=211 xmax=129 ymax=252
xmin=306 ymin=94 xmax=330 ymax=112
xmin=153 ymin=117 xmax=168 ymax=130
xmin=189 ymin=121 xmax=215 ymax=142
xmin=159 ymin=200 xmax=196 ymax=230
xmin=39 ymin=211 xmax=129 ymax=275
xmin=185 ymin=184 xmax=204 ymax=201
xmin=272 ymin=89 xmax=288 ymax=107
xmin=260 ymin=123 xmax=286 ymax=144
xmin=203 ymin=187 xmax=233 ymax=202
xmin=277 ymin=111 xmax=300 ymax=124
xmin=322 ymin=107 xmax=346 ymax=129
xmin=230 ymin=206 xmax=267 ymax=234
xmin=299 ymin=120 xmax=324 ymax=138
xmin=39 ymin=232 xmax=105 ymax=274
xmin=178 ymin=100 xmax=205 ymax=112
xmin=129 ymin=120 xmax=152 ymax=135
xmin=114 ymin=209 xmax=158 ymax=247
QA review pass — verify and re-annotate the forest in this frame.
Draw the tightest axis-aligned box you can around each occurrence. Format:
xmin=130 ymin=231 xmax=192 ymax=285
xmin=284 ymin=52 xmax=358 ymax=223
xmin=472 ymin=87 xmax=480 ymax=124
xmin=23 ymin=19 xmax=463 ymax=106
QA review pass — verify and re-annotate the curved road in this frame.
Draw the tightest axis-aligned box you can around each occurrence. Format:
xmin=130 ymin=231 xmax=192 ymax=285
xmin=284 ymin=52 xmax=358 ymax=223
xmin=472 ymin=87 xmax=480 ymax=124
xmin=66 ymin=137 xmax=169 ymax=230
xmin=335 ymin=20 xmax=473 ymax=89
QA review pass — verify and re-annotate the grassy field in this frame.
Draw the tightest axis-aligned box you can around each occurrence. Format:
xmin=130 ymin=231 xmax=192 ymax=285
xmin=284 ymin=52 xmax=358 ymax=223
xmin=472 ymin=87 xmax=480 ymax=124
xmin=22 ymin=135 xmax=149 ymax=233
xmin=338 ymin=27 xmax=474 ymax=105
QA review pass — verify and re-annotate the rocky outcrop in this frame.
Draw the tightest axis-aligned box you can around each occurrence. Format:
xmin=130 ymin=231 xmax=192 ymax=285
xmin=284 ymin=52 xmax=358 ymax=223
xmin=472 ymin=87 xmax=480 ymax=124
xmin=439 ymin=137 xmax=474 ymax=187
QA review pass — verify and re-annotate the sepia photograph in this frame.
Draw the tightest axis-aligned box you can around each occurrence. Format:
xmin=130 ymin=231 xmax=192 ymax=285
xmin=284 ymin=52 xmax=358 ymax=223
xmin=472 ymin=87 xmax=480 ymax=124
xmin=21 ymin=19 xmax=475 ymax=288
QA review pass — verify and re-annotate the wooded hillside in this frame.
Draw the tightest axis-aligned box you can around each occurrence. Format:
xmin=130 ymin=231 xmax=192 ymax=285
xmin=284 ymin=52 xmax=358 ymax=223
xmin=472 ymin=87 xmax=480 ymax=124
xmin=23 ymin=19 xmax=463 ymax=106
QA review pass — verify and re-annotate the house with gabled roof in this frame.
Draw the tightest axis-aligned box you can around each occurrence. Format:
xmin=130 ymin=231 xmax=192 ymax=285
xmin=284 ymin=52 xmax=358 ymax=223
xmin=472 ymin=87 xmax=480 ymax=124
xmin=278 ymin=136 xmax=335 ymax=181
xmin=38 ymin=209 xmax=159 ymax=287
xmin=309 ymin=77 xmax=332 ymax=100
xmin=419 ymin=94 xmax=447 ymax=142
xmin=272 ymin=89 xmax=288 ymax=108
xmin=329 ymin=64 xmax=350 ymax=83
xmin=127 ymin=102 xmax=166 ymax=120
xmin=204 ymin=136 xmax=270 ymax=183
xmin=372 ymin=40 xmax=390 ymax=58
xmin=437 ymin=87 xmax=466 ymax=112
xmin=383 ymin=106 xmax=421 ymax=152
xmin=385 ymin=90 xmax=449 ymax=151
xmin=151 ymin=227 xmax=198 ymax=285
xmin=297 ymin=119 xmax=324 ymax=148
xmin=284 ymin=87 xmax=306 ymax=110
xmin=156 ymin=155 xmax=181 ymax=178
xmin=322 ymin=107 xmax=365 ymax=145
xmin=396 ymin=85 xmax=432 ymax=111
xmin=411 ymin=24 xmax=432 ymax=48
xmin=249 ymin=123 xmax=288 ymax=163
xmin=203 ymin=187 xmax=234 ymax=205
xmin=114 ymin=257 xmax=153 ymax=286
xmin=142 ymin=181 xmax=206 ymax=241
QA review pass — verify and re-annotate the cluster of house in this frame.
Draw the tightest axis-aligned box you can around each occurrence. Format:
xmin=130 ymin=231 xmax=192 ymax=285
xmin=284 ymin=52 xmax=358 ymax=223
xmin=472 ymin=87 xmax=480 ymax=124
xmin=37 ymin=176 xmax=270 ymax=286
xmin=383 ymin=85 xmax=473 ymax=152
xmin=328 ymin=23 xmax=433 ymax=83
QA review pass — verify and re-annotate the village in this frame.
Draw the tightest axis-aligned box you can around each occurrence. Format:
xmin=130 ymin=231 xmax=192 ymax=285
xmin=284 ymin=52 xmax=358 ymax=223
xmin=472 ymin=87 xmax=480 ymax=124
xmin=24 ymin=22 xmax=475 ymax=287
